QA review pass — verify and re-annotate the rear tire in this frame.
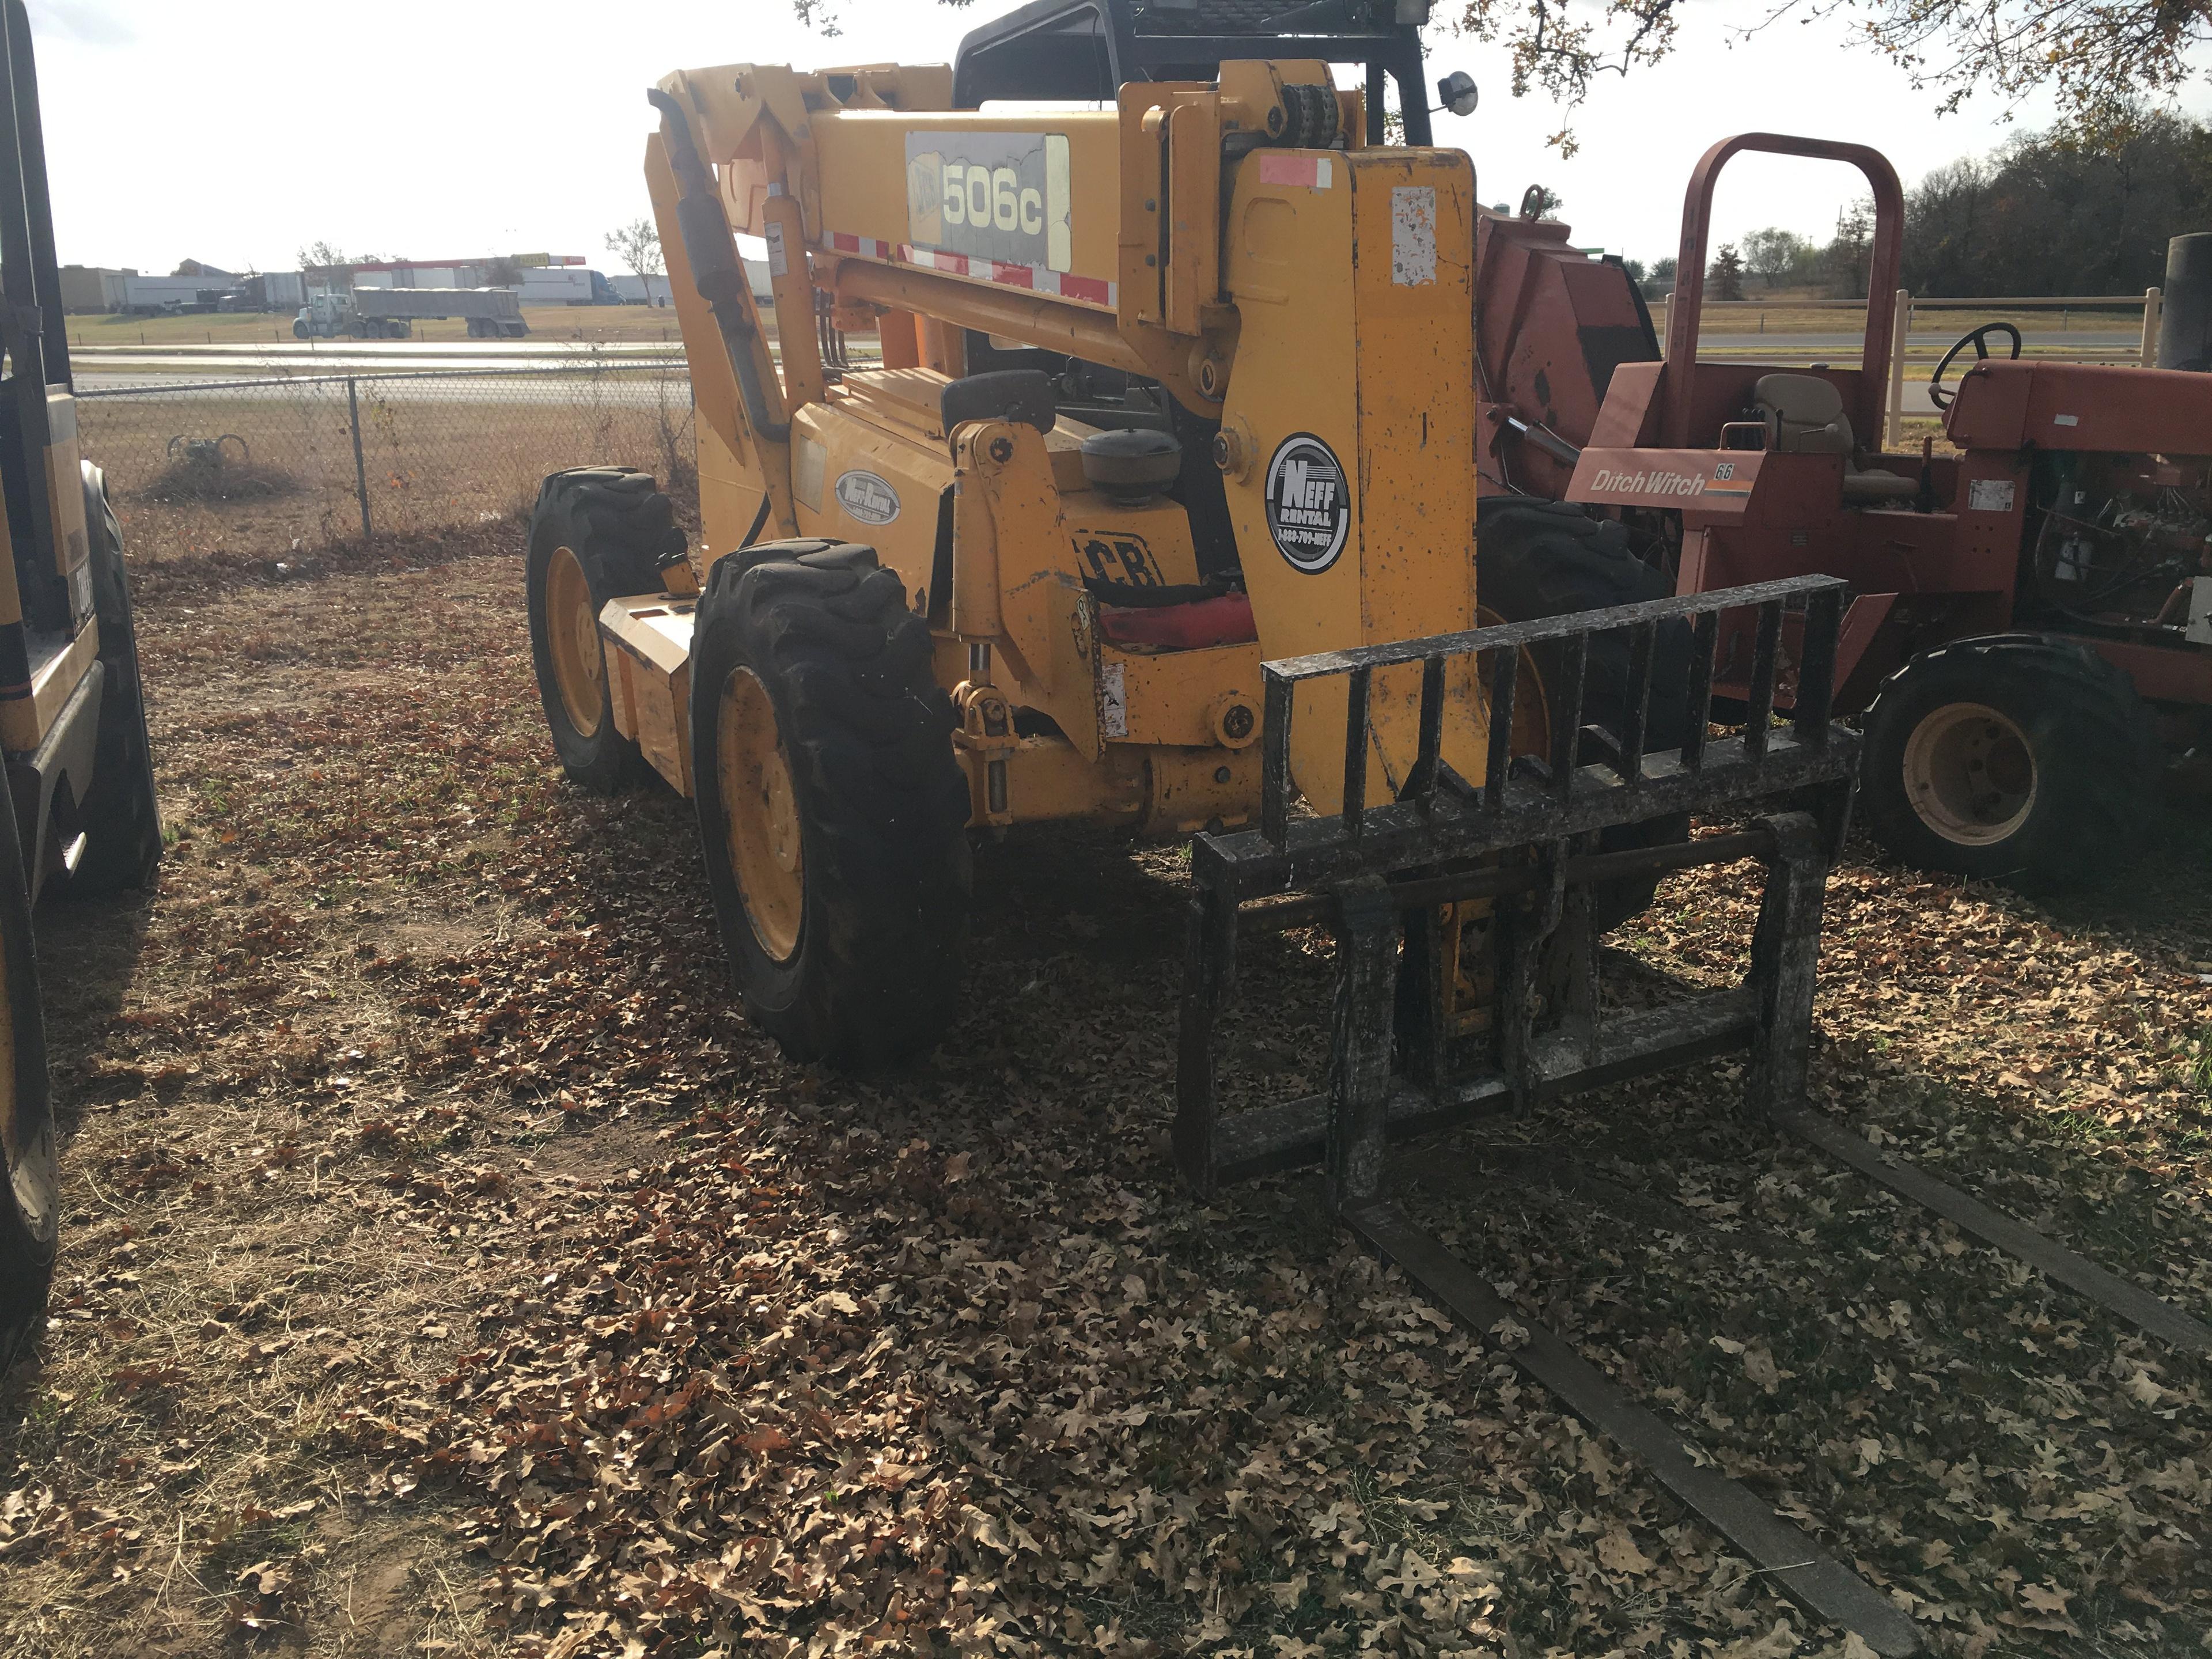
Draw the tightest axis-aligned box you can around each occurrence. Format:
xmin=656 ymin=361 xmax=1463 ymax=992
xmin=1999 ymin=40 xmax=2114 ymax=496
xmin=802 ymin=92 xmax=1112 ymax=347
xmin=65 ymin=464 xmax=162 ymax=895
xmin=1476 ymin=498 xmax=1692 ymax=929
xmin=526 ymin=468 xmax=683 ymax=794
xmin=690 ymin=540 xmax=971 ymax=1067
xmin=1859 ymin=634 xmax=2160 ymax=886
xmin=0 ymin=764 xmax=55 ymax=1370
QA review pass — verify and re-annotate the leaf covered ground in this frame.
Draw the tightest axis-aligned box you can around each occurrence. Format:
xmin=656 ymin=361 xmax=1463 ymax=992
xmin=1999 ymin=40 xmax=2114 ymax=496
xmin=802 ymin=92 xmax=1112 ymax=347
xmin=1 ymin=533 xmax=2207 ymax=1658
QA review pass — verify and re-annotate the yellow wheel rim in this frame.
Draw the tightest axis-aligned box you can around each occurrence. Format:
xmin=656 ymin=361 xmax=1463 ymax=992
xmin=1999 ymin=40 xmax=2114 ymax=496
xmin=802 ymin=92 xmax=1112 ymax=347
xmin=719 ymin=666 xmax=805 ymax=964
xmin=546 ymin=545 xmax=605 ymax=738
xmin=1903 ymin=701 xmax=2036 ymax=847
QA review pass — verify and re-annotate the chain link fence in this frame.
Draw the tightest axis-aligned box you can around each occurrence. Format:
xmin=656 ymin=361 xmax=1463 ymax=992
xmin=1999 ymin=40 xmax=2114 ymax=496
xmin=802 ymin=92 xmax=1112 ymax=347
xmin=77 ymin=361 xmax=700 ymax=565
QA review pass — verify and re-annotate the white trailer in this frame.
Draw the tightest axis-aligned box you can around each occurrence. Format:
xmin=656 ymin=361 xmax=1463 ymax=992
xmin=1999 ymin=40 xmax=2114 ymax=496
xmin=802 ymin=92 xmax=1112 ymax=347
xmin=293 ymin=287 xmax=528 ymax=340
xmin=122 ymin=273 xmax=229 ymax=314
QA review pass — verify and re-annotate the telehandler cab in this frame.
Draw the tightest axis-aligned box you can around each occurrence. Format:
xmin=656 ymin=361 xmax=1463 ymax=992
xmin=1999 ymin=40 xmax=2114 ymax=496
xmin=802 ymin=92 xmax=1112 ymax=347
xmin=524 ymin=8 xmax=2212 ymax=1651
xmin=0 ymin=0 xmax=165 ymax=1364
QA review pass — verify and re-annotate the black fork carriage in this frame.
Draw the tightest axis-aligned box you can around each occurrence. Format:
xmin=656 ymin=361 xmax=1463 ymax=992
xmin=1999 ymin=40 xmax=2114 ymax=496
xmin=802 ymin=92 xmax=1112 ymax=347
xmin=1173 ymin=575 xmax=2210 ymax=1658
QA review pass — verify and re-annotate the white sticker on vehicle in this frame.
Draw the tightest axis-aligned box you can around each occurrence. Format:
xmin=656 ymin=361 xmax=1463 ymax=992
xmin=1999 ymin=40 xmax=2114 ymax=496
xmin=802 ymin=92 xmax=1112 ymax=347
xmin=2052 ymin=413 xmax=2080 ymax=427
xmin=1966 ymin=478 xmax=2017 ymax=513
xmin=764 ymin=218 xmax=789 ymax=280
xmin=793 ymin=435 xmax=826 ymax=512
xmin=834 ymin=469 xmax=901 ymax=527
xmin=1100 ymin=660 xmax=1128 ymax=738
xmin=1392 ymin=187 xmax=1437 ymax=287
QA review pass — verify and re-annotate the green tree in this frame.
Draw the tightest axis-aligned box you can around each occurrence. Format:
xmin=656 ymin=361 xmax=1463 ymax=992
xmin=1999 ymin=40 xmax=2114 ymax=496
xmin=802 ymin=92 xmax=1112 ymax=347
xmin=1709 ymin=244 xmax=1747 ymax=301
xmin=605 ymin=218 xmax=663 ymax=282
xmin=1741 ymin=228 xmax=1816 ymax=289
xmin=1902 ymin=112 xmax=2212 ymax=294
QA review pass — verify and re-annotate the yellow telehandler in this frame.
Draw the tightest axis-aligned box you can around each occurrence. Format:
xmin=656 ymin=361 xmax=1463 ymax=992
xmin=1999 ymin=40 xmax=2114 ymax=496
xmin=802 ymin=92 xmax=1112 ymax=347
xmin=530 ymin=31 xmax=1748 ymax=1066
xmin=519 ymin=10 xmax=2212 ymax=1653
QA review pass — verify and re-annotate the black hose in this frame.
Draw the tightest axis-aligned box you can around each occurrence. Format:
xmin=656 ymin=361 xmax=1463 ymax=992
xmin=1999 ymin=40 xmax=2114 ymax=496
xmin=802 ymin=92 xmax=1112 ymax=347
xmin=646 ymin=86 xmax=791 ymax=444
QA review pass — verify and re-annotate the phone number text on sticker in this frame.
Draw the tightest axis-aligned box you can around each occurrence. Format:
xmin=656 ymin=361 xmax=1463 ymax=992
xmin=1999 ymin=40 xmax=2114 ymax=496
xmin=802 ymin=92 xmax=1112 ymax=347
xmin=1264 ymin=434 xmax=1351 ymax=574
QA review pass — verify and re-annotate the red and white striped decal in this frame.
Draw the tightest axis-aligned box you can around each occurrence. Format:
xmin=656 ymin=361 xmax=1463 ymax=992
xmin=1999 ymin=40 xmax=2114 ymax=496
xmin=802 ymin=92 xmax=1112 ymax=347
xmin=824 ymin=232 xmax=1116 ymax=311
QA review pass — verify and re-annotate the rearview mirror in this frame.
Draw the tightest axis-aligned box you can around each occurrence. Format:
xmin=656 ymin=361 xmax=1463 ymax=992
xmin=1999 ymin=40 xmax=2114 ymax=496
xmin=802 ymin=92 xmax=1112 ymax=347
xmin=1437 ymin=71 xmax=1479 ymax=118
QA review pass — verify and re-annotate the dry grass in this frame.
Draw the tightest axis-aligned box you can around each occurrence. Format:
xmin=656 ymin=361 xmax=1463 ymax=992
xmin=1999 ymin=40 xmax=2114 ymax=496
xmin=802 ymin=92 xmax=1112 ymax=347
xmin=69 ymin=306 xmax=690 ymax=351
xmin=1654 ymin=298 xmax=2148 ymax=337
xmin=79 ymin=377 xmax=698 ymax=564
xmin=0 ymin=531 xmax=2204 ymax=1658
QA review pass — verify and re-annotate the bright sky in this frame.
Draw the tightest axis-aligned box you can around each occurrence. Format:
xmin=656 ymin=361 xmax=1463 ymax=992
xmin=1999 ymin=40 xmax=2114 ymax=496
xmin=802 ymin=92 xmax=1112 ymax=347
xmin=28 ymin=0 xmax=2212 ymax=278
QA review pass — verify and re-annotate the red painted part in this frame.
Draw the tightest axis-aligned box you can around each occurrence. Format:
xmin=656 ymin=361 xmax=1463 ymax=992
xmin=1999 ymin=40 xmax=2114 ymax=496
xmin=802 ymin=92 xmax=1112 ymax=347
xmin=1946 ymin=359 xmax=2212 ymax=454
xmin=2074 ymin=635 xmax=2212 ymax=704
xmin=1474 ymin=129 xmax=2212 ymax=723
xmin=1472 ymin=209 xmax=1660 ymax=498
xmin=1662 ymin=134 xmax=1905 ymax=450
xmin=1097 ymin=593 xmax=1258 ymax=650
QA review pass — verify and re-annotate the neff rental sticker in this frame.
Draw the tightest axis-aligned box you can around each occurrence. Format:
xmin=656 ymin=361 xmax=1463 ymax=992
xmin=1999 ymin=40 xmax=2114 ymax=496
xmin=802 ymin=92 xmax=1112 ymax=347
xmin=1266 ymin=435 xmax=1351 ymax=573
xmin=835 ymin=470 xmax=901 ymax=527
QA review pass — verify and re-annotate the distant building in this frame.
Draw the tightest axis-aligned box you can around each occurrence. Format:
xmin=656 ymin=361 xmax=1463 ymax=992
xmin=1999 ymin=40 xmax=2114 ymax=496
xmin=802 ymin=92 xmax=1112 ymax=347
xmin=58 ymin=264 xmax=134 ymax=313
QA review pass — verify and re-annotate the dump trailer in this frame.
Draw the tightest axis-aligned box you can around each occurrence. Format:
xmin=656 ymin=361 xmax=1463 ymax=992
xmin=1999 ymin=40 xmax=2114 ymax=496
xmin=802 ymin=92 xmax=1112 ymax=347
xmin=1471 ymin=133 xmax=2212 ymax=886
xmin=0 ymin=0 xmax=165 ymax=1364
xmin=518 ymin=8 xmax=2212 ymax=1653
xmin=293 ymin=286 xmax=529 ymax=339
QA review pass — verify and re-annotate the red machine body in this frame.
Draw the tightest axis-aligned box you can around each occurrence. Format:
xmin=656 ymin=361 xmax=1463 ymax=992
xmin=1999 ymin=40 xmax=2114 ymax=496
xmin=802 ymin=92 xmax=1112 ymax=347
xmin=1476 ymin=133 xmax=2212 ymax=738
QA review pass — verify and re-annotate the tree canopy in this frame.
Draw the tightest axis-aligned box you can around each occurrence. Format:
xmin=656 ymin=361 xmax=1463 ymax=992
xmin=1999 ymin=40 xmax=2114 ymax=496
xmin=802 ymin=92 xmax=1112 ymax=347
xmin=789 ymin=0 xmax=2206 ymax=157
xmin=1673 ymin=114 xmax=2212 ymax=299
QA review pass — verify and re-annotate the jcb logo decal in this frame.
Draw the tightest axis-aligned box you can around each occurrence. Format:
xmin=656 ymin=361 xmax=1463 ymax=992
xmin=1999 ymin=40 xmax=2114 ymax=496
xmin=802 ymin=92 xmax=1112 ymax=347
xmin=1074 ymin=532 xmax=1163 ymax=588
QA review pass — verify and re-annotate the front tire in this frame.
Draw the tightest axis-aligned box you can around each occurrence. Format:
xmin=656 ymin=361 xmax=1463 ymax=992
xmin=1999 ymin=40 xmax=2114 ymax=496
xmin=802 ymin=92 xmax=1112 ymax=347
xmin=1476 ymin=498 xmax=1693 ymax=929
xmin=65 ymin=464 xmax=162 ymax=895
xmin=526 ymin=468 xmax=681 ymax=793
xmin=0 ymin=764 xmax=55 ymax=1369
xmin=1859 ymin=634 xmax=2160 ymax=885
xmin=690 ymin=541 xmax=971 ymax=1067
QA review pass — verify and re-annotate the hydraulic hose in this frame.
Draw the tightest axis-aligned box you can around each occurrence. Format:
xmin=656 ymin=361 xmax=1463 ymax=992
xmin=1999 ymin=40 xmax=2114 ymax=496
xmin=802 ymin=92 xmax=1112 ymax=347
xmin=646 ymin=86 xmax=790 ymax=444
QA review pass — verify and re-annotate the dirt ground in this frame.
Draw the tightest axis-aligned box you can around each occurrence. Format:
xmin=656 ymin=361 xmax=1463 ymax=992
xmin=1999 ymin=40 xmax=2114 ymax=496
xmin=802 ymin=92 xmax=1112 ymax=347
xmin=0 ymin=528 xmax=2207 ymax=1658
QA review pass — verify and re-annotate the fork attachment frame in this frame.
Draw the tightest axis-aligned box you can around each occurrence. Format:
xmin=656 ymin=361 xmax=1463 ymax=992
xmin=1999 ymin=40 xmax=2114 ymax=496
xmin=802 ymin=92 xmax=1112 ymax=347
xmin=1176 ymin=575 xmax=1858 ymax=1203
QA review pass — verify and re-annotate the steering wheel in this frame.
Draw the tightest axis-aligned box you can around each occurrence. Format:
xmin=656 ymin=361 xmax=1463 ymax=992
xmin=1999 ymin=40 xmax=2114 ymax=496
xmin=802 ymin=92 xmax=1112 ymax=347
xmin=1927 ymin=321 xmax=2022 ymax=411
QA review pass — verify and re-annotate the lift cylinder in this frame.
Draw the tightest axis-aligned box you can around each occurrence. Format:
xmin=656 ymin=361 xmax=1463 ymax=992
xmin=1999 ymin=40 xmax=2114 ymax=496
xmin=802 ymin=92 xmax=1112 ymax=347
xmin=2158 ymin=232 xmax=2212 ymax=370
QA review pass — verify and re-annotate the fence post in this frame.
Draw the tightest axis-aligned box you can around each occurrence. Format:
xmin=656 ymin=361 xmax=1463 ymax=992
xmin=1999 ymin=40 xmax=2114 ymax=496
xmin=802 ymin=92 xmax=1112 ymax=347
xmin=2142 ymin=287 xmax=2163 ymax=368
xmin=1886 ymin=287 xmax=1910 ymax=451
xmin=346 ymin=376 xmax=372 ymax=543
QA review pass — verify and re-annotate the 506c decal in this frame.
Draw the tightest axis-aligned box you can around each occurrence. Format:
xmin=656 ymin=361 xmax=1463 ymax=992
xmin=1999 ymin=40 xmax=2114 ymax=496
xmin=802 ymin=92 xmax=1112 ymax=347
xmin=906 ymin=131 xmax=1074 ymax=274
xmin=1264 ymin=434 xmax=1351 ymax=574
